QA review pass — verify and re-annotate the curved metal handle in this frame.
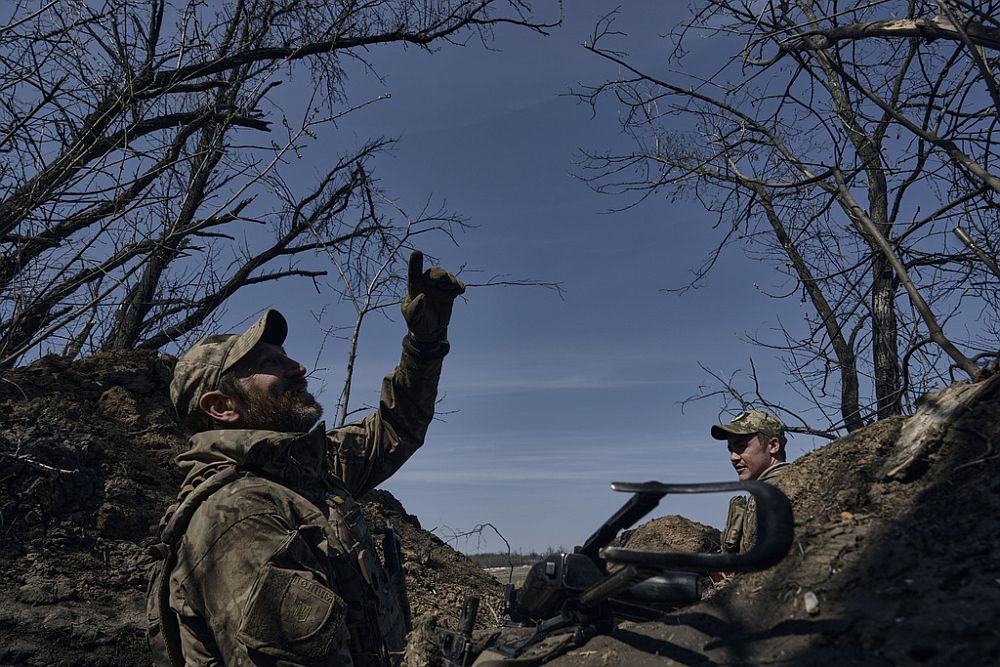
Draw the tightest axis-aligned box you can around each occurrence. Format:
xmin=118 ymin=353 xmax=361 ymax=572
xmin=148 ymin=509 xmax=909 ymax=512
xmin=599 ymin=480 xmax=794 ymax=572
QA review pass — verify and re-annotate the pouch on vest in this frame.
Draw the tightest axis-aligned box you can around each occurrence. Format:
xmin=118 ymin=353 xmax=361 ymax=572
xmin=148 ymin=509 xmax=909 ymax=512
xmin=325 ymin=490 xmax=400 ymax=666
xmin=722 ymin=495 xmax=748 ymax=554
xmin=327 ymin=486 xmax=411 ymax=660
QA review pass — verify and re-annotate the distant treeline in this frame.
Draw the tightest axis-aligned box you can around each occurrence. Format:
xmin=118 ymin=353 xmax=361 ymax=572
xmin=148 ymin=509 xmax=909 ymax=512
xmin=468 ymin=549 xmax=560 ymax=569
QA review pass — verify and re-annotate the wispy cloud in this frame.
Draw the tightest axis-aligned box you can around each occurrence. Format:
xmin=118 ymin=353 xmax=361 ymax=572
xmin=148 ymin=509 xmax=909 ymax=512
xmin=443 ymin=374 xmax=679 ymax=394
xmin=398 ymin=431 xmax=731 ymax=486
xmin=440 ymin=349 xmax=696 ymax=395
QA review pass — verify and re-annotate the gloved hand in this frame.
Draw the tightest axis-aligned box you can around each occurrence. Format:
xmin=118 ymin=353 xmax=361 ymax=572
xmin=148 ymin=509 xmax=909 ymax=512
xmin=401 ymin=250 xmax=465 ymax=343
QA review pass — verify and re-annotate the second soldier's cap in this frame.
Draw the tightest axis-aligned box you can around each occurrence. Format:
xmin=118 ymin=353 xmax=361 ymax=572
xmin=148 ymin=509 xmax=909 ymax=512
xmin=710 ymin=410 xmax=787 ymax=443
xmin=169 ymin=309 xmax=288 ymax=429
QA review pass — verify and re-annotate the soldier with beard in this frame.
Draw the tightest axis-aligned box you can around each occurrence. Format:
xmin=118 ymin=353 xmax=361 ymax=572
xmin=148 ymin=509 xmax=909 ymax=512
xmin=147 ymin=251 xmax=464 ymax=667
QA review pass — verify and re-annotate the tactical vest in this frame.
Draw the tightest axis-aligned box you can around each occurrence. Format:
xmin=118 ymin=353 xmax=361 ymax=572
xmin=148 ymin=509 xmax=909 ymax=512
xmin=721 ymin=463 xmax=792 ymax=555
xmin=147 ymin=467 xmax=409 ymax=667
xmin=323 ymin=481 xmax=409 ymax=665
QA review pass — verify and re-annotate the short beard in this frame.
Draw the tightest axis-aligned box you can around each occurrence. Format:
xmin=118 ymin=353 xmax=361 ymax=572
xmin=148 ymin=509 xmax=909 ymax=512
xmin=234 ymin=384 xmax=323 ymax=433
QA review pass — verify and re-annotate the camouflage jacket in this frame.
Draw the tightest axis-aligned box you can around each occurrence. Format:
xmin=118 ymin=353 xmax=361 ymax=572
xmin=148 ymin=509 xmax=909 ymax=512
xmin=721 ymin=462 xmax=792 ymax=555
xmin=153 ymin=349 xmax=442 ymax=666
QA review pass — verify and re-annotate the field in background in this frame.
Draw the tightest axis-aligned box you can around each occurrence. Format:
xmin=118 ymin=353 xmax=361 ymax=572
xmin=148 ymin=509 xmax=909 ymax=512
xmin=467 ymin=551 xmax=553 ymax=588
xmin=467 ymin=551 xmax=553 ymax=569
xmin=484 ymin=565 xmax=532 ymax=588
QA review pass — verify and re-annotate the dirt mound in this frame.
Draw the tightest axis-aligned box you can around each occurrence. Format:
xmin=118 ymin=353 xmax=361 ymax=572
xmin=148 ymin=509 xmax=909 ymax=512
xmin=544 ymin=374 xmax=1000 ymax=666
xmin=360 ymin=490 xmax=503 ymax=627
xmin=0 ymin=351 xmax=498 ymax=666
xmin=615 ymin=515 xmax=721 ymax=555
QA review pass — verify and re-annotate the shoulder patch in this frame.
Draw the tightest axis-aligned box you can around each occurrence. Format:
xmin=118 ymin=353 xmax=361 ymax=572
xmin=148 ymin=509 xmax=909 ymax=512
xmin=283 ymin=576 xmax=338 ymax=638
xmin=239 ymin=566 xmax=345 ymax=660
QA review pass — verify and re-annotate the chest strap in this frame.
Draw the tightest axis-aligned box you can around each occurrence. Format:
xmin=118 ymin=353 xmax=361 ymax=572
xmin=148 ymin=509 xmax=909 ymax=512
xmin=149 ymin=467 xmax=242 ymax=667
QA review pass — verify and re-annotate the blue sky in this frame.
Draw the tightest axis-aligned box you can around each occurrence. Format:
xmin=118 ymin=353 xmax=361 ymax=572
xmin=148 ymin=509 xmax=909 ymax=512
xmin=213 ymin=1 xmax=828 ymax=553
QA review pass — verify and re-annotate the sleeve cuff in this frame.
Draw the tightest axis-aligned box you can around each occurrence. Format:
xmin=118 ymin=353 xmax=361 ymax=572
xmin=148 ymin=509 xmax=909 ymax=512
xmin=402 ymin=333 xmax=450 ymax=361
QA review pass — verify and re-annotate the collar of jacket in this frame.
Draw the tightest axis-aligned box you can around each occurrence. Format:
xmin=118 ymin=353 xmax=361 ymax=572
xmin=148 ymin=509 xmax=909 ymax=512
xmin=177 ymin=423 xmax=330 ymax=492
xmin=759 ymin=461 xmax=791 ymax=482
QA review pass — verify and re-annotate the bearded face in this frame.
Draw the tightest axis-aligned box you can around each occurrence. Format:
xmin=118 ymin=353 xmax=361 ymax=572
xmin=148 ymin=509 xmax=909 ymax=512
xmin=218 ymin=341 xmax=325 ymax=432
xmin=232 ymin=380 xmax=323 ymax=432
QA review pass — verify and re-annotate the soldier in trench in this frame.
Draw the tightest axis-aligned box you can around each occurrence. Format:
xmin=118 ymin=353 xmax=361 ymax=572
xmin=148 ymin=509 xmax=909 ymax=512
xmin=147 ymin=251 xmax=463 ymax=667
xmin=711 ymin=410 xmax=793 ymax=555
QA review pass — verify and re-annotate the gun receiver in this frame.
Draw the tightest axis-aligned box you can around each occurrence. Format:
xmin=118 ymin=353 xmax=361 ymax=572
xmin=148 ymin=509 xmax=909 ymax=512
xmin=435 ymin=595 xmax=480 ymax=667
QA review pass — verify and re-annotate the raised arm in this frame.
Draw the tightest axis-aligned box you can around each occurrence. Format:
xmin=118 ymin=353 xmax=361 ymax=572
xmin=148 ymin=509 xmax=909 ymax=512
xmin=327 ymin=251 xmax=464 ymax=497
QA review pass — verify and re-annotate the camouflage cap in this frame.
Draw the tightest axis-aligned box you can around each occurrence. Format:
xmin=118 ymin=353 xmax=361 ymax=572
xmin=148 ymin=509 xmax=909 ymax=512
xmin=710 ymin=410 xmax=787 ymax=443
xmin=169 ymin=310 xmax=288 ymax=428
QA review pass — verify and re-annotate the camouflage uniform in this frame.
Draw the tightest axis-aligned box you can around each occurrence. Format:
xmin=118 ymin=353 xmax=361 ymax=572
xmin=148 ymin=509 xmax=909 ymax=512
xmin=147 ymin=254 xmax=465 ymax=666
xmin=157 ymin=346 xmax=442 ymax=666
xmin=150 ymin=254 xmax=464 ymax=666
xmin=712 ymin=410 xmax=792 ymax=555
xmin=721 ymin=461 xmax=792 ymax=554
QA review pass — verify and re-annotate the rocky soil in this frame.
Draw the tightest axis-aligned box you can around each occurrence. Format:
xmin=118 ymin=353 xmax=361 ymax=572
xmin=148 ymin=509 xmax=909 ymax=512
xmin=2 ymin=351 xmax=999 ymax=666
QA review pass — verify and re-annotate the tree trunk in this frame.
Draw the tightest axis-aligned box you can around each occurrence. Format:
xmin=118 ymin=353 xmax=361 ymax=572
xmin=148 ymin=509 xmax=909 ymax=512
xmin=867 ymin=166 xmax=902 ymax=418
xmin=871 ymin=253 xmax=902 ymax=417
xmin=756 ymin=187 xmax=865 ymax=431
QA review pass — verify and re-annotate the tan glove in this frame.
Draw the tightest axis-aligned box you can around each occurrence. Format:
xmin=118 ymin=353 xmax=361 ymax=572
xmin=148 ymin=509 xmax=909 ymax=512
xmin=401 ymin=250 xmax=465 ymax=343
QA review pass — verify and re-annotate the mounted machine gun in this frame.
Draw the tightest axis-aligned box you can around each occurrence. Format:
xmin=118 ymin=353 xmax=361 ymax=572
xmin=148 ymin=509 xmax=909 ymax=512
xmin=438 ymin=480 xmax=794 ymax=666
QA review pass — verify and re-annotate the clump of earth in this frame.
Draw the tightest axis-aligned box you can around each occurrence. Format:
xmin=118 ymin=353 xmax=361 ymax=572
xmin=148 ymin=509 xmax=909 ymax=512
xmin=1 ymin=351 xmax=998 ymax=665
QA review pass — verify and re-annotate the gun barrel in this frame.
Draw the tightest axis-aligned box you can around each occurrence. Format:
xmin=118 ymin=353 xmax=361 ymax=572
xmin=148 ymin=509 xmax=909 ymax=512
xmin=382 ymin=522 xmax=412 ymax=632
xmin=460 ymin=595 xmax=480 ymax=636
xmin=955 ymin=225 xmax=1000 ymax=279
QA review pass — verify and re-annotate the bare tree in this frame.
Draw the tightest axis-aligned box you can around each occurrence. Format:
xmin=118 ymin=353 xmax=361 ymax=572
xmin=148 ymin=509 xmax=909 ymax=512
xmin=0 ymin=0 xmax=556 ymax=368
xmin=579 ymin=0 xmax=1000 ymax=434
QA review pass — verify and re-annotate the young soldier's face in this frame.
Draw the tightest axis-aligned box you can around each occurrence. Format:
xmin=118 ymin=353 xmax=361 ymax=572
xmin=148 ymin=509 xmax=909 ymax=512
xmin=229 ymin=342 xmax=322 ymax=431
xmin=727 ymin=433 xmax=779 ymax=481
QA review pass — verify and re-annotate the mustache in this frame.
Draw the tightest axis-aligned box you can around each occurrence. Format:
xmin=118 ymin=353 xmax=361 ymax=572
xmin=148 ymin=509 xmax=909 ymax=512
xmin=285 ymin=388 xmax=317 ymax=406
xmin=279 ymin=380 xmax=311 ymax=396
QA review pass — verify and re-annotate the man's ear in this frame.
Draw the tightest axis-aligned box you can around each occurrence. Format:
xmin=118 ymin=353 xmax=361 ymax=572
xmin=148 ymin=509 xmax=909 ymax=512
xmin=198 ymin=390 xmax=242 ymax=426
xmin=766 ymin=436 xmax=782 ymax=457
